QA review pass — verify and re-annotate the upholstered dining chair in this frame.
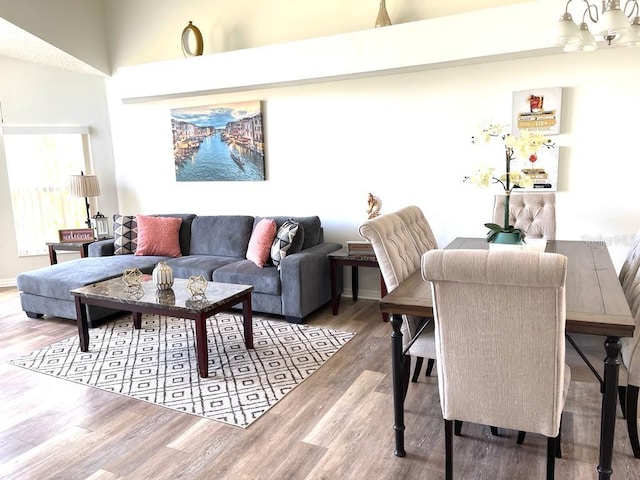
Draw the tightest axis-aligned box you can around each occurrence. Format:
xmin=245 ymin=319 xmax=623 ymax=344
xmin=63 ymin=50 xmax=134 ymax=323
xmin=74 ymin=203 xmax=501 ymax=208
xmin=618 ymin=258 xmax=640 ymax=458
xmin=422 ymin=249 xmax=570 ymax=480
xmin=394 ymin=205 xmax=439 ymax=381
xmin=619 ymin=230 xmax=640 ymax=301
xmin=492 ymin=192 xmax=556 ymax=240
xmin=359 ymin=206 xmax=438 ymax=393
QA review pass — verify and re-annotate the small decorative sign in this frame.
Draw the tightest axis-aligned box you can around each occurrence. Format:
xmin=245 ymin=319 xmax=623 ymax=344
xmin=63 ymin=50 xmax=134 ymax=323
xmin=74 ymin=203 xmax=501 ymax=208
xmin=58 ymin=228 xmax=95 ymax=243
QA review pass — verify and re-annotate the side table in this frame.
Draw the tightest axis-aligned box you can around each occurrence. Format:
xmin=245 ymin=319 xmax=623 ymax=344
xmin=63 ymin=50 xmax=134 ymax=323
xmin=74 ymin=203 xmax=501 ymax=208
xmin=328 ymin=247 xmax=388 ymax=322
xmin=46 ymin=241 xmax=93 ymax=265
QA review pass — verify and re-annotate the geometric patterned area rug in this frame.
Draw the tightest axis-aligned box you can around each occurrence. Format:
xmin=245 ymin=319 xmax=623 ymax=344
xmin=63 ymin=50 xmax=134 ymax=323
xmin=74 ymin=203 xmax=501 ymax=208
xmin=10 ymin=313 xmax=355 ymax=428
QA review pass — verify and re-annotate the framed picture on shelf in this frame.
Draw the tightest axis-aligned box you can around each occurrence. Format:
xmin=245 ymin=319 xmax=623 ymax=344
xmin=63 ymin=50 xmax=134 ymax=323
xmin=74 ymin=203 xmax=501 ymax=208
xmin=512 ymin=87 xmax=562 ymax=136
xmin=58 ymin=228 xmax=94 ymax=243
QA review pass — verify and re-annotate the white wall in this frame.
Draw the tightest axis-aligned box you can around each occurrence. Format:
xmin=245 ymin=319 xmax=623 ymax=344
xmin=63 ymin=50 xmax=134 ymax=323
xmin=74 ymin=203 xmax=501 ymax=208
xmin=0 ymin=57 xmax=117 ymax=284
xmin=106 ymin=44 xmax=640 ymax=298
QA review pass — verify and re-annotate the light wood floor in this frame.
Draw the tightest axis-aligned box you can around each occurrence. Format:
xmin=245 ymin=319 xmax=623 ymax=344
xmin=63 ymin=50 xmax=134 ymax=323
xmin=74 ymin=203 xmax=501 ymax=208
xmin=0 ymin=287 xmax=638 ymax=480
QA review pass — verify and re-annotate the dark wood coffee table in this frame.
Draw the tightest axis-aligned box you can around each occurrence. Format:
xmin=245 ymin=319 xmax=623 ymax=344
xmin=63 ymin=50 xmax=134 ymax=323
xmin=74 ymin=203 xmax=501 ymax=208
xmin=71 ymin=275 xmax=253 ymax=378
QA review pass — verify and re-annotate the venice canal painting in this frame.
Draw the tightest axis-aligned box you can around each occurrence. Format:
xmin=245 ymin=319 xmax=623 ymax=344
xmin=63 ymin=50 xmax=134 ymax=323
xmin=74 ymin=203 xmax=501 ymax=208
xmin=171 ymin=101 xmax=265 ymax=181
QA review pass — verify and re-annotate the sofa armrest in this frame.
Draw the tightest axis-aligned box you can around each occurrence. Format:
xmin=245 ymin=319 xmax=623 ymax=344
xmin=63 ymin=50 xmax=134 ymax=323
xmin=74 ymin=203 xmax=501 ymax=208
xmin=279 ymin=242 xmax=343 ymax=320
xmin=88 ymin=239 xmax=115 ymax=257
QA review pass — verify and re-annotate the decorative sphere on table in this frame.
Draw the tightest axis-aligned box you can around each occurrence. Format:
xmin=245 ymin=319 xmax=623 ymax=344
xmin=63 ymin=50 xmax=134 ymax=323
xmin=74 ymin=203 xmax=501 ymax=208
xmin=152 ymin=262 xmax=174 ymax=290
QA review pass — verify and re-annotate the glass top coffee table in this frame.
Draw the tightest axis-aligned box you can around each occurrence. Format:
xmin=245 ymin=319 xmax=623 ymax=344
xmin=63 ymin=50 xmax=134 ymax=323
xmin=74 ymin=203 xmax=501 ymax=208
xmin=71 ymin=275 xmax=253 ymax=378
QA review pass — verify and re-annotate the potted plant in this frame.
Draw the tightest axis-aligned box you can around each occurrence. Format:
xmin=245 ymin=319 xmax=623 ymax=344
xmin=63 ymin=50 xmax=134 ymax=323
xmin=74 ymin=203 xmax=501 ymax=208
xmin=466 ymin=124 xmax=554 ymax=244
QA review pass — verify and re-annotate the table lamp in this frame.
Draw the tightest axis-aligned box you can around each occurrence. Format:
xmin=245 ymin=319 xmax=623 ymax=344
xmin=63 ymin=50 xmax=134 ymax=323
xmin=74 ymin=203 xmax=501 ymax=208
xmin=69 ymin=171 xmax=101 ymax=228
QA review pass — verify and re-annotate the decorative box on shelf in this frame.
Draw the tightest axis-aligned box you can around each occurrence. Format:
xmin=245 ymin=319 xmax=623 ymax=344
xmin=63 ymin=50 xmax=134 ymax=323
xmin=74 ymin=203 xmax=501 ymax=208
xmin=347 ymin=240 xmax=375 ymax=257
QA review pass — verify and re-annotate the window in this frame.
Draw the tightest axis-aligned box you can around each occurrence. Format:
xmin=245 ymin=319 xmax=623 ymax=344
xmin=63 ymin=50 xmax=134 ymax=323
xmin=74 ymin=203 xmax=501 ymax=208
xmin=3 ymin=126 xmax=93 ymax=256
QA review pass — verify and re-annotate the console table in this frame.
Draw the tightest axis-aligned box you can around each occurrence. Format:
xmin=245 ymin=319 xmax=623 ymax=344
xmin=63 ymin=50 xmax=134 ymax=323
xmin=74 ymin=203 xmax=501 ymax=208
xmin=328 ymin=247 xmax=388 ymax=321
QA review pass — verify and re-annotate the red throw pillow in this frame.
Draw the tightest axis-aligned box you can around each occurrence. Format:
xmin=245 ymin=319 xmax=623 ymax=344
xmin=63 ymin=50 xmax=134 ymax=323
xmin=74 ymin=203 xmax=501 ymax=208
xmin=135 ymin=214 xmax=183 ymax=257
xmin=246 ymin=218 xmax=277 ymax=267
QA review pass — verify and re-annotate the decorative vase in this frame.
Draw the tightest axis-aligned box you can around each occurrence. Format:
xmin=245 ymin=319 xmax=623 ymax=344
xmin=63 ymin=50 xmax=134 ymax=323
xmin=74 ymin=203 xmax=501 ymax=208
xmin=375 ymin=0 xmax=392 ymax=28
xmin=152 ymin=262 xmax=174 ymax=290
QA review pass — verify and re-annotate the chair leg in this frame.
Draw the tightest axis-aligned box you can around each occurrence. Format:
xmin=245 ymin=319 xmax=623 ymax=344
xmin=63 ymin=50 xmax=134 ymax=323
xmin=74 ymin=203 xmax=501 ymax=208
xmin=556 ymin=418 xmax=563 ymax=459
xmin=546 ymin=436 xmax=557 ymax=480
xmin=454 ymin=420 xmax=462 ymax=436
xmin=425 ymin=358 xmax=435 ymax=377
xmin=402 ymin=354 xmax=411 ymax=401
xmin=444 ymin=419 xmax=453 ymax=480
xmin=619 ymin=385 xmax=628 ymax=419
xmin=411 ymin=356 xmax=424 ymax=383
xmin=625 ymin=385 xmax=640 ymax=458
xmin=517 ymin=431 xmax=526 ymax=445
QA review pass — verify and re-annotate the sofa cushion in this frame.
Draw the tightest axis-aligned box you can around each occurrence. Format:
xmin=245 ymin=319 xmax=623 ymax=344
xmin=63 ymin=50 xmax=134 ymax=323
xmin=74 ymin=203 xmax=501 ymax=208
xmin=213 ymin=260 xmax=281 ymax=295
xmin=135 ymin=214 xmax=182 ymax=257
xmin=165 ymin=255 xmax=239 ymax=281
xmin=270 ymin=220 xmax=300 ymax=269
xmin=189 ymin=215 xmax=254 ymax=258
xmin=113 ymin=214 xmax=137 ymax=255
xmin=246 ymin=218 xmax=277 ymax=267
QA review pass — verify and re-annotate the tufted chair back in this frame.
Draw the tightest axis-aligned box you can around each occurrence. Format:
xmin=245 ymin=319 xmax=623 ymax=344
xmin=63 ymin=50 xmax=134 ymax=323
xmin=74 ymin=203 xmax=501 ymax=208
xmin=395 ymin=205 xmax=438 ymax=253
xmin=619 ymin=229 xmax=640 ymax=302
xmin=359 ymin=210 xmax=422 ymax=292
xmin=492 ymin=192 xmax=556 ymax=240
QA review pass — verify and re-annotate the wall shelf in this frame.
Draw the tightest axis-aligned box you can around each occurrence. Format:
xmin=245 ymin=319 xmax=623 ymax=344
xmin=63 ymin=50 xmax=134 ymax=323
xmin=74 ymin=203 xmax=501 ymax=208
xmin=113 ymin=2 xmax=560 ymax=103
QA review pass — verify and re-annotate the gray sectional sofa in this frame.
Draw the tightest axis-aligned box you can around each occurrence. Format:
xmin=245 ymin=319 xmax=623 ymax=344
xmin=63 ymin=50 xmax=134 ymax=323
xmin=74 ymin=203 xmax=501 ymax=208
xmin=16 ymin=214 xmax=342 ymax=326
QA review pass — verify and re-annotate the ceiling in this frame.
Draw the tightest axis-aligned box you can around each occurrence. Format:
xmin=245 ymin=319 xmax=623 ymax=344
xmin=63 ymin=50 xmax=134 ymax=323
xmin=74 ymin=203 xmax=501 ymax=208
xmin=0 ymin=17 xmax=102 ymax=75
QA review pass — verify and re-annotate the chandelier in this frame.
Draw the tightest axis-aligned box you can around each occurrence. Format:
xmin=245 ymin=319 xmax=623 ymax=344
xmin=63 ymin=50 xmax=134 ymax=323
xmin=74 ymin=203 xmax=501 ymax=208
xmin=551 ymin=0 xmax=640 ymax=52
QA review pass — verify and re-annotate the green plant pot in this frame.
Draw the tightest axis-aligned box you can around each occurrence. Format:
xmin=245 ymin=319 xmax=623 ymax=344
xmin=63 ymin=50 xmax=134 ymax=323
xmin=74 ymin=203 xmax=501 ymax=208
xmin=491 ymin=232 xmax=522 ymax=245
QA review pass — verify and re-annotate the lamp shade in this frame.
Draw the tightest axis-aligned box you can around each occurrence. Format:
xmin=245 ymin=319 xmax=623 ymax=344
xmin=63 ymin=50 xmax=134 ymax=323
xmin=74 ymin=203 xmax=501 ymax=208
xmin=69 ymin=173 xmax=100 ymax=198
xmin=619 ymin=17 xmax=640 ymax=46
xmin=597 ymin=3 xmax=631 ymax=37
xmin=564 ymin=23 xmax=598 ymax=52
xmin=550 ymin=12 xmax=581 ymax=46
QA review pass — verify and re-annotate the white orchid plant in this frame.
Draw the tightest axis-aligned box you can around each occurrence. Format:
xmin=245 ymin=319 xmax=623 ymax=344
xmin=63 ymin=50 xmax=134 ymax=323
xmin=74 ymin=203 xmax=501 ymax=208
xmin=466 ymin=123 xmax=555 ymax=242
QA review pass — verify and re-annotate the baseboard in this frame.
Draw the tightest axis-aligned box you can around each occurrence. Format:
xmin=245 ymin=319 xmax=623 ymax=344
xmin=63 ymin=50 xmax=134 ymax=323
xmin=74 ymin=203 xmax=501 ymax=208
xmin=0 ymin=278 xmax=17 ymax=288
xmin=344 ymin=288 xmax=380 ymax=301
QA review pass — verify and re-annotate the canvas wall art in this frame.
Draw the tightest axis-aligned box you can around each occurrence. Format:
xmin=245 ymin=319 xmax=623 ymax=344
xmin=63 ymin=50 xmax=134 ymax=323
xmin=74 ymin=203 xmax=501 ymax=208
xmin=170 ymin=101 xmax=265 ymax=182
xmin=511 ymin=87 xmax=562 ymax=136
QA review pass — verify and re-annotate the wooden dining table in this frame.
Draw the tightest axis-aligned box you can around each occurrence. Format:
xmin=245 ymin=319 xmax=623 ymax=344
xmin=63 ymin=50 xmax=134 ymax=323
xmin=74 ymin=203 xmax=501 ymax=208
xmin=379 ymin=238 xmax=635 ymax=480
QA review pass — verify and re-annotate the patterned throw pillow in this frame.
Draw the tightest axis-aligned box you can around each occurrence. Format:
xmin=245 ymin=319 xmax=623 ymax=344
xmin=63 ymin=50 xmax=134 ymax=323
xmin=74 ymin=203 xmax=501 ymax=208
xmin=113 ymin=214 xmax=137 ymax=255
xmin=270 ymin=220 xmax=300 ymax=269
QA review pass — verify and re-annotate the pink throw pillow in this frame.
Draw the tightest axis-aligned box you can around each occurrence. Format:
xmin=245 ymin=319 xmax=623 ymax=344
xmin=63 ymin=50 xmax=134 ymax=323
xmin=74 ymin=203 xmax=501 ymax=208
xmin=246 ymin=218 xmax=277 ymax=267
xmin=135 ymin=215 xmax=183 ymax=257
